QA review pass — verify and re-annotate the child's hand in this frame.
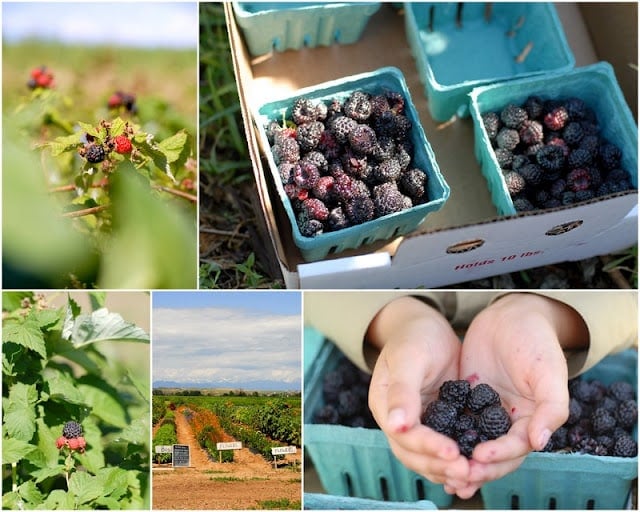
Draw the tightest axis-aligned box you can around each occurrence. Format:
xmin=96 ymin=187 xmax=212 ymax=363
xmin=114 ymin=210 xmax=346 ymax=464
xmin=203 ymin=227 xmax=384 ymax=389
xmin=366 ymin=297 xmax=470 ymax=491
xmin=457 ymin=293 xmax=588 ymax=496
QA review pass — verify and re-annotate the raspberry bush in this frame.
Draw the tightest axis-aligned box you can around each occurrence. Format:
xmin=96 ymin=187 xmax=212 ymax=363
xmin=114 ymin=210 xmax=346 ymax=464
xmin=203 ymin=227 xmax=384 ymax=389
xmin=2 ymin=291 xmax=151 ymax=509
xmin=4 ymin=55 xmax=197 ymax=289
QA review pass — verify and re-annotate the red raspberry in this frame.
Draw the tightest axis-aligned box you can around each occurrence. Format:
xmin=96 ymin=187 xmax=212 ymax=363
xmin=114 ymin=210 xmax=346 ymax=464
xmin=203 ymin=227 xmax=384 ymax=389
xmin=56 ymin=436 xmax=67 ymax=449
xmin=108 ymin=93 xmax=123 ymax=109
xmin=67 ymin=437 xmax=86 ymax=452
xmin=35 ymin=74 xmax=53 ymax=88
xmin=114 ymin=135 xmax=132 ymax=154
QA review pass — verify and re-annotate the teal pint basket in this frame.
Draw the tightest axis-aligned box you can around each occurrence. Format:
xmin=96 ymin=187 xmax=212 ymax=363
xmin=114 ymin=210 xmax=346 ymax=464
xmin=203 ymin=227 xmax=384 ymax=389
xmin=303 ymin=333 xmax=453 ymax=508
xmin=404 ymin=2 xmax=575 ymax=121
xmin=254 ymin=67 xmax=450 ymax=262
xmin=469 ymin=62 xmax=638 ymax=216
xmin=481 ymin=349 xmax=638 ymax=510
xmin=232 ymin=2 xmax=380 ymax=56
xmin=304 ymin=492 xmax=437 ymax=510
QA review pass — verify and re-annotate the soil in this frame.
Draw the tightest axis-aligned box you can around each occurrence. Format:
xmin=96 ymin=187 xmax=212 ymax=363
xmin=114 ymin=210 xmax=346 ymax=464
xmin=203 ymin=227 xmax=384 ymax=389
xmin=152 ymin=406 xmax=302 ymax=510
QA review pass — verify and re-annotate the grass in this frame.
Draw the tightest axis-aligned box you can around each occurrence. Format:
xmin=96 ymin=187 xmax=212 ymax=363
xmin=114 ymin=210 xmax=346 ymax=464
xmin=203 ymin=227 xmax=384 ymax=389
xmin=209 ymin=476 xmax=269 ymax=482
xmin=251 ymin=498 xmax=302 ymax=510
xmin=198 ymin=3 xmax=282 ymax=288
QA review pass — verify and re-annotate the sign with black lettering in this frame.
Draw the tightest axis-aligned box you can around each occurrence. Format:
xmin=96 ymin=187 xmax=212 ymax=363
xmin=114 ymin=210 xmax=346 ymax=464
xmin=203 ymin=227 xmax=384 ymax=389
xmin=271 ymin=446 xmax=297 ymax=455
xmin=172 ymin=444 xmax=190 ymax=467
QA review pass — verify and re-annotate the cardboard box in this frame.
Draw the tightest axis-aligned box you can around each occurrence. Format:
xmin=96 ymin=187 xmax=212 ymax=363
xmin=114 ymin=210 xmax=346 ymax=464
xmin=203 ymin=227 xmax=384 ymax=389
xmin=226 ymin=2 xmax=638 ymax=289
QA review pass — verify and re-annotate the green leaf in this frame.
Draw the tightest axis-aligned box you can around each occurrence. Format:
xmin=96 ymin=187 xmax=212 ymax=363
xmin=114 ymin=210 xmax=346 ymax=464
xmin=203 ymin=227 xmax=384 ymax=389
xmin=2 ymin=437 xmax=37 ymax=463
xmin=46 ymin=371 xmax=86 ymax=405
xmin=18 ymin=481 xmax=44 ymax=507
xmin=4 ymin=382 xmax=38 ymax=441
xmin=2 ymin=320 xmax=47 ymax=359
xmin=30 ymin=307 xmax=64 ymax=331
xmin=69 ymin=472 xmax=103 ymax=505
xmin=77 ymin=383 xmax=127 ymax=428
xmin=75 ymin=418 xmax=105 ymax=474
xmin=158 ymin=130 xmax=188 ymax=163
xmin=77 ymin=121 xmax=100 ymax=139
xmin=41 ymin=489 xmax=75 ymax=510
xmin=35 ymin=418 xmax=61 ymax=467
xmin=118 ymin=417 xmax=149 ymax=446
xmin=97 ymin=467 xmax=129 ymax=499
xmin=99 ymin=164 xmax=197 ymax=288
xmin=109 ymin=117 xmax=127 ymax=137
xmin=31 ymin=465 xmax=66 ymax=483
xmin=47 ymin=132 xmax=83 ymax=157
xmin=64 ymin=307 xmax=149 ymax=347
xmin=88 ymin=291 xmax=107 ymax=311
xmin=2 ymin=491 xmax=23 ymax=510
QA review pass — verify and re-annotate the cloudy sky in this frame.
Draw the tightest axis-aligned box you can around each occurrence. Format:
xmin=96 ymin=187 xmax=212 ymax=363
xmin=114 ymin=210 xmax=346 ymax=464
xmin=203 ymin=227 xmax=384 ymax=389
xmin=152 ymin=292 xmax=302 ymax=390
xmin=3 ymin=3 xmax=197 ymax=48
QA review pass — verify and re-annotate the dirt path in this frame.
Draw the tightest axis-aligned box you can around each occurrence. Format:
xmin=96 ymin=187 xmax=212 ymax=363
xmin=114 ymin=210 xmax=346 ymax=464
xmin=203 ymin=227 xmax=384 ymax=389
xmin=153 ymin=406 xmax=302 ymax=509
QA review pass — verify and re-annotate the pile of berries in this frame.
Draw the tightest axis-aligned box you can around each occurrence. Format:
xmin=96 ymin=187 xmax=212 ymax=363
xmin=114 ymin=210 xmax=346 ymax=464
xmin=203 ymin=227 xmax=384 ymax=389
xmin=313 ymin=355 xmax=377 ymax=428
xmin=107 ymin=90 xmax=138 ymax=114
xmin=266 ymin=89 xmax=431 ymax=237
xmin=481 ymin=96 xmax=633 ymax=212
xmin=540 ymin=377 xmax=637 ymax=457
xmin=56 ymin=421 xmax=86 ymax=453
xmin=27 ymin=65 xmax=54 ymax=90
xmin=422 ymin=380 xmax=511 ymax=458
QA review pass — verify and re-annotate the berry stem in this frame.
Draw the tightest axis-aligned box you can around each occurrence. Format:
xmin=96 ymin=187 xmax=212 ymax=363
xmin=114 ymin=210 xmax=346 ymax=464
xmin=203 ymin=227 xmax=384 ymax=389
xmin=61 ymin=205 xmax=109 ymax=218
xmin=151 ymin=185 xmax=197 ymax=203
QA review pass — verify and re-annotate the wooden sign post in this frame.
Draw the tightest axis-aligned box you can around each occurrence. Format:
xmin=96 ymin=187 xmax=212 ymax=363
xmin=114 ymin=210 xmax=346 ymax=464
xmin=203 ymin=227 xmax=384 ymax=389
xmin=216 ymin=441 xmax=242 ymax=463
xmin=271 ymin=446 xmax=297 ymax=469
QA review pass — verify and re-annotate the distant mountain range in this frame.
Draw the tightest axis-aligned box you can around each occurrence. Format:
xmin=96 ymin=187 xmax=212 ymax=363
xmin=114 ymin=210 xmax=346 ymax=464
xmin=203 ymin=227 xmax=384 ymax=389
xmin=152 ymin=379 xmax=301 ymax=392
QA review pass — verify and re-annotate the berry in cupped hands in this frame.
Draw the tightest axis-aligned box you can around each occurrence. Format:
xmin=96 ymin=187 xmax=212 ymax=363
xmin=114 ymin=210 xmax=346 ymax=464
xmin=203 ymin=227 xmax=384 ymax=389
xmin=422 ymin=380 xmax=511 ymax=458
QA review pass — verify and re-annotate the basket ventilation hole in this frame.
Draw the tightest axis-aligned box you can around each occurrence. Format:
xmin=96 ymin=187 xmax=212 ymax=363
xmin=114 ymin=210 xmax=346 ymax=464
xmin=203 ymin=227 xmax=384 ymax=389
xmin=379 ymin=477 xmax=389 ymax=501
xmin=586 ymin=499 xmax=595 ymax=509
xmin=344 ymin=472 xmax=353 ymax=497
xmin=303 ymin=35 xmax=311 ymax=47
xmin=362 ymin=237 xmax=371 ymax=245
xmin=415 ymin=479 xmax=426 ymax=500
xmin=334 ymin=29 xmax=341 ymax=42
xmin=548 ymin=497 xmax=556 ymax=509
xmin=510 ymin=495 xmax=520 ymax=509
xmin=271 ymin=37 xmax=281 ymax=51
xmin=328 ymin=245 xmax=338 ymax=255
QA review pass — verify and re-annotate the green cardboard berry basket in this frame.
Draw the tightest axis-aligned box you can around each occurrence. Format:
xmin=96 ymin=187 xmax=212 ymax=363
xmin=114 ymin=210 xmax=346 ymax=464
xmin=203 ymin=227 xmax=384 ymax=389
xmin=232 ymin=2 xmax=381 ymax=56
xmin=253 ymin=66 xmax=450 ymax=262
xmin=303 ymin=331 xmax=453 ymax=508
xmin=404 ymin=2 xmax=575 ymax=122
xmin=480 ymin=349 xmax=638 ymax=510
xmin=304 ymin=492 xmax=437 ymax=510
xmin=469 ymin=62 xmax=638 ymax=216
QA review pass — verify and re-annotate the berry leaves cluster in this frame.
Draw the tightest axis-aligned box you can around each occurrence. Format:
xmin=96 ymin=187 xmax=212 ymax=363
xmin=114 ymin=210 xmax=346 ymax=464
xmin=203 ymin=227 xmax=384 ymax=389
xmin=2 ymin=291 xmax=151 ymax=510
xmin=422 ymin=380 xmax=512 ymax=458
xmin=540 ymin=377 xmax=637 ymax=457
xmin=482 ymin=96 xmax=633 ymax=212
xmin=266 ymin=90 xmax=431 ymax=237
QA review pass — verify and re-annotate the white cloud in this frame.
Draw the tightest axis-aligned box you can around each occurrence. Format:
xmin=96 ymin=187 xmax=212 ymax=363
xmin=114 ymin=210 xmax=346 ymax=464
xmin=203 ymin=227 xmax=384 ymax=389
xmin=153 ymin=307 xmax=301 ymax=387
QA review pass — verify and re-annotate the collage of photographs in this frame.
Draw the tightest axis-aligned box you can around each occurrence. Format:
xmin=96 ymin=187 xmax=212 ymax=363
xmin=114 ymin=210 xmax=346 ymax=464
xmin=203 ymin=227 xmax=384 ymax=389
xmin=1 ymin=2 xmax=638 ymax=511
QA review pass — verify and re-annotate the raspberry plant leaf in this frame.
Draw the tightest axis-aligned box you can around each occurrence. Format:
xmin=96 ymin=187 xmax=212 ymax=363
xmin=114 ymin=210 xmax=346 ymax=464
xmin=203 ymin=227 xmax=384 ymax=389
xmin=69 ymin=471 xmax=104 ymax=505
xmin=46 ymin=371 xmax=87 ymax=406
xmin=77 ymin=380 xmax=128 ymax=428
xmin=4 ymin=383 xmax=38 ymax=441
xmin=2 ymin=321 xmax=47 ymax=359
xmin=2 ymin=438 xmax=37 ymax=464
xmin=62 ymin=307 xmax=150 ymax=347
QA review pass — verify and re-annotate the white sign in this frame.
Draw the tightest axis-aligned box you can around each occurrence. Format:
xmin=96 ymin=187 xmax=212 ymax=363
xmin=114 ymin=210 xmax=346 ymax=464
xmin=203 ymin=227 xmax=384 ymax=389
xmin=271 ymin=446 xmax=297 ymax=455
xmin=155 ymin=445 xmax=173 ymax=453
xmin=216 ymin=441 xmax=242 ymax=450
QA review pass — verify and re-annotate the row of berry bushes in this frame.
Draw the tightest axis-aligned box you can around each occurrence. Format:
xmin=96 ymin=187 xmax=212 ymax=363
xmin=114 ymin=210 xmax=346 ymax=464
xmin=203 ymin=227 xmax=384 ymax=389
xmin=152 ymin=399 xmax=167 ymax=425
xmin=212 ymin=402 xmax=284 ymax=461
xmin=196 ymin=425 xmax=234 ymax=463
xmin=152 ymin=422 xmax=177 ymax=464
xmin=230 ymin=398 xmax=301 ymax=446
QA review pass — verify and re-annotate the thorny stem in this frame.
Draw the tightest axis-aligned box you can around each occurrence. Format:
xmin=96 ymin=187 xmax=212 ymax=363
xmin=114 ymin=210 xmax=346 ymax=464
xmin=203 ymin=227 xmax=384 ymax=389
xmin=152 ymin=185 xmax=197 ymax=203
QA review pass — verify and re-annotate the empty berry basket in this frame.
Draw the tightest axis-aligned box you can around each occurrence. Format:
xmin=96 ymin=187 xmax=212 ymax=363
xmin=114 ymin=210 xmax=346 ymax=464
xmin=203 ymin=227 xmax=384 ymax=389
xmin=232 ymin=2 xmax=381 ymax=56
xmin=469 ymin=62 xmax=638 ymax=216
xmin=254 ymin=67 xmax=450 ymax=262
xmin=480 ymin=349 xmax=638 ymax=510
xmin=404 ymin=2 xmax=575 ymax=121
xmin=303 ymin=332 xmax=453 ymax=508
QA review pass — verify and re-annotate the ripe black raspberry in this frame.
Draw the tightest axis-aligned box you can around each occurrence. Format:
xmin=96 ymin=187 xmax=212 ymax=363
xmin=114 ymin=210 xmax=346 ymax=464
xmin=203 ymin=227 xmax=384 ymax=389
xmin=566 ymin=168 xmax=592 ymax=192
xmin=500 ymin=104 xmax=528 ymax=129
xmin=612 ymin=434 xmax=637 ymax=457
xmin=293 ymin=161 xmax=320 ymax=189
xmin=478 ymin=405 xmax=512 ymax=439
xmin=524 ymin=96 xmax=544 ymax=120
xmin=344 ymin=196 xmax=375 ymax=225
xmin=567 ymin=397 xmax=583 ymax=425
xmin=272 ymin=137 xmax=300 ymax=164
xmin=85 ymin=143 xmax=106 ymax=164
xmin=292 ymin=97 xmax=319 ymax=125
xmin=62 ymin=421 xmax=83 ymax=439
xmin=519 ymin=120 xmax=544 ymax=146
xmin=481 ymin=111 xmax=501 ymax=140
xmin=400 ymin=168 xmax=428 ymax=200
xmin=296 ymin=121 xmax=324 ymax=151
xmin=494 ymin=148 xmax=513 ymax=169
xmin=513 ymin=197 xmax=535 ymax=212
xmin=567 ymin=147 xmax=593 ymax=169
xmin=327 ymin=207 xmax=350 ymax=231
xmin=454 ymin=414 xmax=477 ymax=435
xmin=496 ymin=128 xmax=520 ymax=151
xmin=300 ymin=198 xmax=329 ymax=222
xmin=329 ymin=115 xmax=357 ymax=143
xmin=422 ymin=400 xmax=458 ymax=436
xmin=615 ymin=399 xmax=638 ymax=429
xmin=372 ymin=183 xmax=408 ymax=217
xmin=314 ymin=404 xmax=339 ymax=424
xmin=591 ymin=408 xmax=616 ymax=434
xmin=343 ymin=91 xmax=371 ymax=122
xmin=562 ymin=122 xmax=584 ymax=146
xmin=519 ymin=163 xmax=544 ymax=186
xmin=467 ymin=383 xmax=500 ymax=414
xmin=598 ymin=143 xmax=622 ymax=171
xmin=373 ymin=158 xmax=402 ymax=183
xmin=458 ymin=429 xmax=481 ymax=458
xmin=536 ymin=145 xmax=565 ymax=172
xmin=608 ymin=381 xmax=635 ymax=402
xmin=504 ymin=171 xmax=526 ymax=196
xmin=439 ymin=380 xmax=471 ymax=411
xmin=297 ymin=215 xmax=323 ymax=237
xmin=544 ymin=106 xmax=569 ymax=131
xmin=348 ymin=124 xmax=377 ymax=154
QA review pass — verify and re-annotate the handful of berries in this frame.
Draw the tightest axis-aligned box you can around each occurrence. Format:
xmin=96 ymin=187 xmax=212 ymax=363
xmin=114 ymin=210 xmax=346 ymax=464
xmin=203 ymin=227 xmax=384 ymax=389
xmin=56 ymin=421 xmax=86 ymax=453
xmin=422 ymin=380 xmax=511 ymax=458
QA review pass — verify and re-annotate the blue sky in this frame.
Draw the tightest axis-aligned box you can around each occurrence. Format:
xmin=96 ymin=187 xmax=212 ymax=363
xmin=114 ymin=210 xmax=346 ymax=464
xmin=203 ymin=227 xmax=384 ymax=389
xmin=2 ymin=2 xmax=198 ymax=48
xmin=152 ymin=292 xmax=302 ymax=389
